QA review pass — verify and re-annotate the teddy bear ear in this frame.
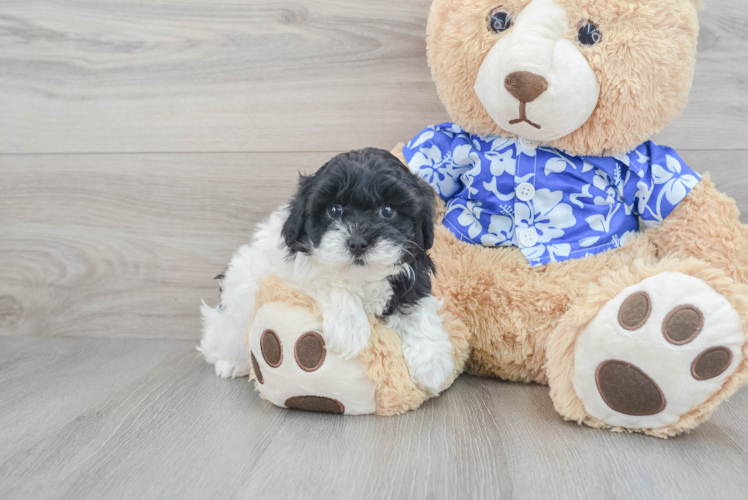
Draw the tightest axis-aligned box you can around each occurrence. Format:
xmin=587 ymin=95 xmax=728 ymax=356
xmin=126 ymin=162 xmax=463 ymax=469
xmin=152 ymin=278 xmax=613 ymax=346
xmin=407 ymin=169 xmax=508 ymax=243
xmin=429 ymin=0 xmax=464 ymax=23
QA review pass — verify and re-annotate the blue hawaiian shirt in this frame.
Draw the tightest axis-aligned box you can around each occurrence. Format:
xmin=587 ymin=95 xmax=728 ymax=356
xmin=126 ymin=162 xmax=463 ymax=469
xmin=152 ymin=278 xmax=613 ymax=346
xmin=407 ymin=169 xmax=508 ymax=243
xmin=403 ymin=123 xmax=701 ymax=267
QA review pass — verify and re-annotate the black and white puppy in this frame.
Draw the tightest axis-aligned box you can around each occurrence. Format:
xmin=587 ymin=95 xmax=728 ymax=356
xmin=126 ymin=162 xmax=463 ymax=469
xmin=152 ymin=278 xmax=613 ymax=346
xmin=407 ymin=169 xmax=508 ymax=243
xmin=199 ymin=149 xmax=454 ymax=395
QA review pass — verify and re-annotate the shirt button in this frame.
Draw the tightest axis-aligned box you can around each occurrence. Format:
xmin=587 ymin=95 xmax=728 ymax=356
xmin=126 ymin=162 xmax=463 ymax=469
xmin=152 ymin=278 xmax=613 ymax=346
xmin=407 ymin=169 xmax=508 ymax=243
xmin=519 ymin=228 xmax=538 ymax=248
xmin=516 ymin=182 xmax=535 ymax=202
xmin=519 ymin=137 xmax=538 ymax=150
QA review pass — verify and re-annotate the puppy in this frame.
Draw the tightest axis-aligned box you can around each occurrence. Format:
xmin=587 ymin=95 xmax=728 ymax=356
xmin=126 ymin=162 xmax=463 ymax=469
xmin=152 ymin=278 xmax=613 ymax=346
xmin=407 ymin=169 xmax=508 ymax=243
xmin=199 ymin=148 xmax=455 ymax=395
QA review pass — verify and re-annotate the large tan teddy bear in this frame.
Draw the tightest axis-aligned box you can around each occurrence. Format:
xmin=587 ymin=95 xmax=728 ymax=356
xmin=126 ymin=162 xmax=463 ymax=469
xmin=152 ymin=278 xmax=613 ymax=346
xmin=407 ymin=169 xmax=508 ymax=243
xmin=244 ymin=0 xmax=748 ymax=437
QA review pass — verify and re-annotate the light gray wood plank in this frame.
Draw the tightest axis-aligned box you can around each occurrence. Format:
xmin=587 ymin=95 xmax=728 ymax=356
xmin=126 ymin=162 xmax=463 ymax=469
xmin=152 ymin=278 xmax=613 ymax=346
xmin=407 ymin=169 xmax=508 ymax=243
xmin=0 ymin=1 xmax=745 ymax=154
xmin=0 ymin=151 xmax=337 ymax=340
xmin=653 ymin=1 xmax=748 ymax=150
xmin=682 ymin=149 xmax=748 ymax=207
xmin=0 ymin=0 xmax=444 ymax=154
xmin=0 ymin=336 xmax=746 ymax=500
xmin=2 ymin=150 xmax=747 ymax=341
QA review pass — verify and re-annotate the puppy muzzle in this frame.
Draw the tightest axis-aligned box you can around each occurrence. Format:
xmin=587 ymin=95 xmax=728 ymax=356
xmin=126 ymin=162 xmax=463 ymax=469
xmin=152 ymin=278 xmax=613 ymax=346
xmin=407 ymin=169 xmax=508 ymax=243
xmin=347 ymin=236 xmax=370 ymax=258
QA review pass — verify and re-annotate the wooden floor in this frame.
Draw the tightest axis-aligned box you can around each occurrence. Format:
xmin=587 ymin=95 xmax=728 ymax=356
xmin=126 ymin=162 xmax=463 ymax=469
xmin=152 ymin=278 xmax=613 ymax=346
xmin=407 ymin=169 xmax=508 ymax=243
xmin=1 ymin=1 xmax=747 ymax=499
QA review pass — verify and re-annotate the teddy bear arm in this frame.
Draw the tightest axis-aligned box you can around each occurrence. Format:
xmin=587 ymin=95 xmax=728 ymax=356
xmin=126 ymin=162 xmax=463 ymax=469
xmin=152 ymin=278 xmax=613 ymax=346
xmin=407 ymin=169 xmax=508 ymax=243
xmin=647 ymin=175 xmax=748 ymax=285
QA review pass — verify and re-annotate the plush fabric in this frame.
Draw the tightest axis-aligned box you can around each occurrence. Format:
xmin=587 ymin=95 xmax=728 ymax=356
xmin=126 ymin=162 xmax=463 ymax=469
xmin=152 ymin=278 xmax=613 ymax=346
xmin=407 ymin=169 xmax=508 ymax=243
xmin=250 ymin=275 xmax=471 ymax=416
xmin=393 ymin=149 xmax=748 ymax=436
xmin=246 ymin=0 xmax=748 ymax=438
xmin=545 ymin=253 xmax=748 ymax=438
xmin=426 ymin=0 xmax=700 ymax=156
xmin=248 ymin=277 xmax=377 ymax=415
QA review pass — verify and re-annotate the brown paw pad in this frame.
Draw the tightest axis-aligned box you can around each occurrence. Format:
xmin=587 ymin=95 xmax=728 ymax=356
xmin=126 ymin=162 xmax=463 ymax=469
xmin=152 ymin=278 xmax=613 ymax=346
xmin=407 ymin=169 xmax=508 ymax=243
xmin=295 ymin=331 xmax=326 ymax=372
xmin=261 ymin=329 xmax=283 ymax=367
xmin=618 ymin=292 xmax=651 ymax=330
xmin=251 ymin=352 xmax=264 ymax=384
xmin=663 ymin=305 xmax=703 ymax=345
xmin=285 ymin=396 xmax=344 ymax=414
xmin=692 ymin=347 xmax=733 ymax=381
xmin=596 ymin=360 xmax=666 ymax=416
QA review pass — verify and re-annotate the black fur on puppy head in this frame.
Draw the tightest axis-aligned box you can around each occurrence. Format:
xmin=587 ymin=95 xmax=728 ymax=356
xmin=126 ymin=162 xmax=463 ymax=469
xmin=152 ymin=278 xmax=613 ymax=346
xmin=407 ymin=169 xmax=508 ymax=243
xmin=282 ymin=148 xmax=436 ymax=316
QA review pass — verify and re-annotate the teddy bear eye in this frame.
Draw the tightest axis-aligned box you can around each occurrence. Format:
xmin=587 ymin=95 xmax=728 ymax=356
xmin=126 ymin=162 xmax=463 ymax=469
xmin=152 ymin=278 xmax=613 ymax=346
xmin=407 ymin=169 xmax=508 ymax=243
xmin=578 ymin=22 xmax=602 ymax=46
xmin=488 ymin=7 xmax=513 ymax=34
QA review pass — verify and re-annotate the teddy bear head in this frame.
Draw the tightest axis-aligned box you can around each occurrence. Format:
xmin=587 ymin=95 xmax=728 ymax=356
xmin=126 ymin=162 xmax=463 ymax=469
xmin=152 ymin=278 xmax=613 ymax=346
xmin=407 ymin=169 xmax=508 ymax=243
xmin=426 ymin=0 xmax=702 ymax=156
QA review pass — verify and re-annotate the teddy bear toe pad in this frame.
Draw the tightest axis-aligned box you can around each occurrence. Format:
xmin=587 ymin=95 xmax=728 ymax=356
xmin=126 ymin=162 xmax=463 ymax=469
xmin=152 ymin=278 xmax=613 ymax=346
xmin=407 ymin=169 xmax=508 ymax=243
xmin=248 ymin=302 xmax=376 ymax=415
xmin=285 ymin=395 xmax=344 ymax=414
xmin=594 ymin=360 xmax=666 ymax=416
xmin=574 ymin=272 xmax=744 ymax=429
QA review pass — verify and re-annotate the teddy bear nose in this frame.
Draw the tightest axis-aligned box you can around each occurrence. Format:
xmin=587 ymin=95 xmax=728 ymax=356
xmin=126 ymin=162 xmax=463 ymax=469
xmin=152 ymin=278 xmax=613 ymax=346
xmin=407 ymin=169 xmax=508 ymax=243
xmin=504 ymin=71 xmax=549 ymax=103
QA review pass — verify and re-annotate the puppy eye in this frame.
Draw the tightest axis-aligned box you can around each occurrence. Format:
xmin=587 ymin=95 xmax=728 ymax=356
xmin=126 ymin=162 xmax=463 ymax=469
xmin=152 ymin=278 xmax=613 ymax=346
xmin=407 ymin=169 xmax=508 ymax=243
xmin=380 ymin=205 xmax=395 ymax=219
xmin=327 ymin=204 xmax=343 ymax=219
xmin=578 ymin=22 xmax=602 ymax=46
xmin=488 ymin=7 xmax=513 ymax=34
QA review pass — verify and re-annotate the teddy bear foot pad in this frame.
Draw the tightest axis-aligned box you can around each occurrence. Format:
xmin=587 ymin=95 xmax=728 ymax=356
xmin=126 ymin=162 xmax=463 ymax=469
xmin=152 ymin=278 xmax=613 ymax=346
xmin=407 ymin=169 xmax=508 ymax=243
xmin=573 ymin=272 xmax=744 ymax=429
xmin=248 ymin=301 xmax=377 ymax=415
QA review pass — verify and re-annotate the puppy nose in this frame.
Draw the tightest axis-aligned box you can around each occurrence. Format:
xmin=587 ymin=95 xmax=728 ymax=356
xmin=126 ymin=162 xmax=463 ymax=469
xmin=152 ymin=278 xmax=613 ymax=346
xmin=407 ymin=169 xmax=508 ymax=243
xmin=504 ymin=71 xmax=549 ymax=103
xmin=348 ymin=237 xmax=369 ymax=256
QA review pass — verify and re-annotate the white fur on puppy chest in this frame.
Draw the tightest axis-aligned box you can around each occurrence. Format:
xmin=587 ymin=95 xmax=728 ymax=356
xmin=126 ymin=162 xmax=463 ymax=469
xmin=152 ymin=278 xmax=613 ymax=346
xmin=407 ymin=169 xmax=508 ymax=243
xmin=474 ymin=0 xmax=600 ymax=142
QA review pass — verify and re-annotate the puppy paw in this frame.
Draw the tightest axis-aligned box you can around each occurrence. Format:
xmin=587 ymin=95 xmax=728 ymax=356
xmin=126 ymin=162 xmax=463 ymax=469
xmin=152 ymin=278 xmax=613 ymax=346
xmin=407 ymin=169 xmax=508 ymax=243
xmin=214 ymin=358 xmax=251 ymax=379
xmin=322 ymin=309 xmax=371 ymax=359
xmin=402 ymin=337 xmax=455 ymax=396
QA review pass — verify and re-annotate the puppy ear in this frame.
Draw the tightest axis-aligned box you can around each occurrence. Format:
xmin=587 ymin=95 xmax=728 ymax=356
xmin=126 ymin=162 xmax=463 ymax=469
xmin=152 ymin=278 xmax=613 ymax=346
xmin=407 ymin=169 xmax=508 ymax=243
xmin=415 ymin=182 xmax=436 ymax=251
xmin=282 ymin=173 xmax=315 ymax=254
xmin=417 ymin=209 xmax=435 ymax=251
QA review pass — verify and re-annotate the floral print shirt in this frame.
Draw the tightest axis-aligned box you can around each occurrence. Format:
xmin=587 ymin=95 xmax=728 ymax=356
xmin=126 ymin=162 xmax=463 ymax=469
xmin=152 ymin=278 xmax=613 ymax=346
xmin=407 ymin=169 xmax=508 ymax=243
xmin=403 ymin=123 xmax=701 ymax=267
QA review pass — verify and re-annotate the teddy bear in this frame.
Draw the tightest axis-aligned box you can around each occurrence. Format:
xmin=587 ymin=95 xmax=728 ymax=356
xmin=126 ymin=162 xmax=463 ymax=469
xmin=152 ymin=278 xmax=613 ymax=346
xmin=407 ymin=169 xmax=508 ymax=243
xmin=242 ymin=0 xmax=748 ymax=437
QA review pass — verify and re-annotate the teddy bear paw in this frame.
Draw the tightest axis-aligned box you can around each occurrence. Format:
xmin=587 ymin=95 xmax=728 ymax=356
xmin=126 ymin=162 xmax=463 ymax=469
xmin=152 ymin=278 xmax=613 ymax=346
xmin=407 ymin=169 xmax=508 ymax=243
xmin=573 ymin=272 xmax=745 ymax=429
xmin=246 ymin=302 xmax=377 ymax=415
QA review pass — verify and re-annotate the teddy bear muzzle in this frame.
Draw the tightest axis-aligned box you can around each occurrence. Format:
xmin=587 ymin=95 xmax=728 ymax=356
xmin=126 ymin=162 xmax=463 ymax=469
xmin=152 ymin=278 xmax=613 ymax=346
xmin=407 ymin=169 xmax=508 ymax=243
xmin=473 ymin=0 xmax=600 ymax=142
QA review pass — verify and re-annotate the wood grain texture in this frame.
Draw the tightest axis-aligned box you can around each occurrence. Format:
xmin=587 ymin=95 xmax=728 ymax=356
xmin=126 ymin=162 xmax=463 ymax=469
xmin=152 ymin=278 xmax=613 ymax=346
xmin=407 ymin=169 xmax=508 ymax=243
xmin=0 ymin=1 xmax=746 ymax=154
xmin=0 ymin=152 xmax=337 ymax=339
xmin=652 ymin=1 xmax=748 ymax=150
xmin=0 ymin=0 xmax=443 ymax=154
xmin=2 ymin=150 xmax=747 ymax=341
xmin=1 ymin=1 xmax=748 ymax=497
xmin=0 ymin=336 xmax=746 ymax=500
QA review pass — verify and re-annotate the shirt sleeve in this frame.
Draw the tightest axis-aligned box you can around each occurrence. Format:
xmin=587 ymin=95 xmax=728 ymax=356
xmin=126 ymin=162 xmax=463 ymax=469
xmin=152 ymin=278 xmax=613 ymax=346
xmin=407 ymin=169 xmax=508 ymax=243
xmin=402 ymin=123 xmax=471 ymax=200
xmin=621 ymin=141 xmax=701 ymax=228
